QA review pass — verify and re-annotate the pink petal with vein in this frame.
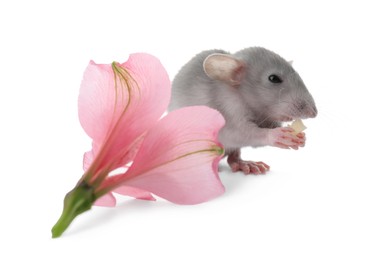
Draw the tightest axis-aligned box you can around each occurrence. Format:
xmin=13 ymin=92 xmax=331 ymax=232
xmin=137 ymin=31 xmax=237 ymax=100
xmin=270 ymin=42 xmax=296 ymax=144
xmin=78 ymin=53 xmax=171 ymax=173
xmin=102 ymin=106 xmax=226 ymax=205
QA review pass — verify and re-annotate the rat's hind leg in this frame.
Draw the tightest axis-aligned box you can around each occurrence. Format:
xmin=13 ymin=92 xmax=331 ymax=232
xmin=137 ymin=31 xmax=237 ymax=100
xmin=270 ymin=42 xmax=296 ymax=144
xmin=226 ymin=149 xmax=270 ymax=174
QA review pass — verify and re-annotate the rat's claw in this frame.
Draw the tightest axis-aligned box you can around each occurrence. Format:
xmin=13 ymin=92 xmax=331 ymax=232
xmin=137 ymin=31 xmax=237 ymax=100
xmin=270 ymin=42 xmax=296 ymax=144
xmin=295 ymin=132 xmax=306 ymax=147
xmin=297 ymin=132 xmax=305 ymax=138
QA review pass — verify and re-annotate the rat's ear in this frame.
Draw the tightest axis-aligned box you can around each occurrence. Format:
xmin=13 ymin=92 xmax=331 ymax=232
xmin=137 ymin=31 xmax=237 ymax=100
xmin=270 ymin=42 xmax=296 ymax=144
xmin=203 ymin=53 xmax=245 ymax=86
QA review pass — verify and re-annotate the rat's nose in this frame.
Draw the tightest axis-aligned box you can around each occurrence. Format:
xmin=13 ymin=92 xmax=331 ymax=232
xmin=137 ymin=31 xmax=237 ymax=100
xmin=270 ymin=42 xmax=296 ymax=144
xmin=307 ymin=105 xmax=318 ymax=118
xmin=297 ymin=101 xmax=318 ymax=118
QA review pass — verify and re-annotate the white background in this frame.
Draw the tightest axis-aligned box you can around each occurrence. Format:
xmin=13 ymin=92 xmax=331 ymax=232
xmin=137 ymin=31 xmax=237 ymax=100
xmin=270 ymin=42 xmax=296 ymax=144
xmin=1 ymin=0 xmax=376 ymax=259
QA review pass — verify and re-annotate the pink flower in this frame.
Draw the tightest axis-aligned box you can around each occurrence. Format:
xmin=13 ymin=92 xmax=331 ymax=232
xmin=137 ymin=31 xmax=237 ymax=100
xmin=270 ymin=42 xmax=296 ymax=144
xmin=51 ymin=53 xmax=225 ymax=238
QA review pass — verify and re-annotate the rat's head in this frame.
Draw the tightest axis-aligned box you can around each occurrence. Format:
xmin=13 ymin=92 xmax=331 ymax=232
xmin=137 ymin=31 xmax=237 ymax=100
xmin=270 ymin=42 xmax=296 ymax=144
xmin=203 ymin=47 xmax=317 ymax=124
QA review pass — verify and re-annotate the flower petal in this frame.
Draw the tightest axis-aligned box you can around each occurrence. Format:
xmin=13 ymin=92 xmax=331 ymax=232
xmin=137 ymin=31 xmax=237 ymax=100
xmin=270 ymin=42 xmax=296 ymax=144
xmin=102 ymin=106 xmax=226 ymax=205
xmin=94 ymin=192 xmax=116 ymax=207
xmin=78 ymin=53 xmax=171 ymax=174
xmin=94 ymin=187 xmax=155 ymax=207
xmin=113 ymin=186 xmax=156 ymax=201
xmin=78 ymin=61 xmax=114 ymax=145
xmin=83 ymin=150 xmax=93 ymax=171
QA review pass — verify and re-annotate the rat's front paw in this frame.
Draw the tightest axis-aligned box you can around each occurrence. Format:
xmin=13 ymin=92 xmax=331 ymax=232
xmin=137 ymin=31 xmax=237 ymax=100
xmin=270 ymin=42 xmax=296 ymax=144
xmin=268 ymin=127 xmax=305 ymax=150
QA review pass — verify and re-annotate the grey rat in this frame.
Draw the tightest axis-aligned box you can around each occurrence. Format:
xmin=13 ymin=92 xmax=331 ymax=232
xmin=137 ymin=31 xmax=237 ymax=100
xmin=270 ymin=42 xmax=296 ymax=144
xmin=168 ymin=47 xmax=317 ymax=174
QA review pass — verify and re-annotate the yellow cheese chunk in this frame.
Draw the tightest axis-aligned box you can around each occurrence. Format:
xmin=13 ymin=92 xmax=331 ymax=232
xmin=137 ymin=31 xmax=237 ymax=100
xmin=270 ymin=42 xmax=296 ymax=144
xmin=289 ymin=119 xmax=307 ymax=134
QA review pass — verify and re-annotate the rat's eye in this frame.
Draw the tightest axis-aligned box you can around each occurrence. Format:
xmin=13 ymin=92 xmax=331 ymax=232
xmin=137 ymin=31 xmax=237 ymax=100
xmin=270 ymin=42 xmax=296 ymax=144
xmin=268 ymin=75 xmax=283 ymax=84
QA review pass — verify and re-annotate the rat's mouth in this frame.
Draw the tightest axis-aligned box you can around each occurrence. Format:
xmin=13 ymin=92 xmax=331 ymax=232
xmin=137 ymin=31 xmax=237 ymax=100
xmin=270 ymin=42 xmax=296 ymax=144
xmin=278 ymin=116 xmax=294 ymax=122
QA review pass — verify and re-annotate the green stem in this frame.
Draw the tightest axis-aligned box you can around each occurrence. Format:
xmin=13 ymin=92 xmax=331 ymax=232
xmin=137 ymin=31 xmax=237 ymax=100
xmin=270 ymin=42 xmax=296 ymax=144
xmin=51 ymin=182 xmax=96 ymax=238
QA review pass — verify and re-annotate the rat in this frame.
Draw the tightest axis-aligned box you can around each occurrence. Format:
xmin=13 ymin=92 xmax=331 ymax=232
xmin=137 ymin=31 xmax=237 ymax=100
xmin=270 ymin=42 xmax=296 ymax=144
xmin=168 ymin=47 xmax=317 ymax=174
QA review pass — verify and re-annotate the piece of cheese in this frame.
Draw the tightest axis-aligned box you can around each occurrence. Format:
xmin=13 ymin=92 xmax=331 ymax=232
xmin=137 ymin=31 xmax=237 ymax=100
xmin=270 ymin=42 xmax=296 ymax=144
xmin=289 ymin=119 xmax=307 ymax=134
